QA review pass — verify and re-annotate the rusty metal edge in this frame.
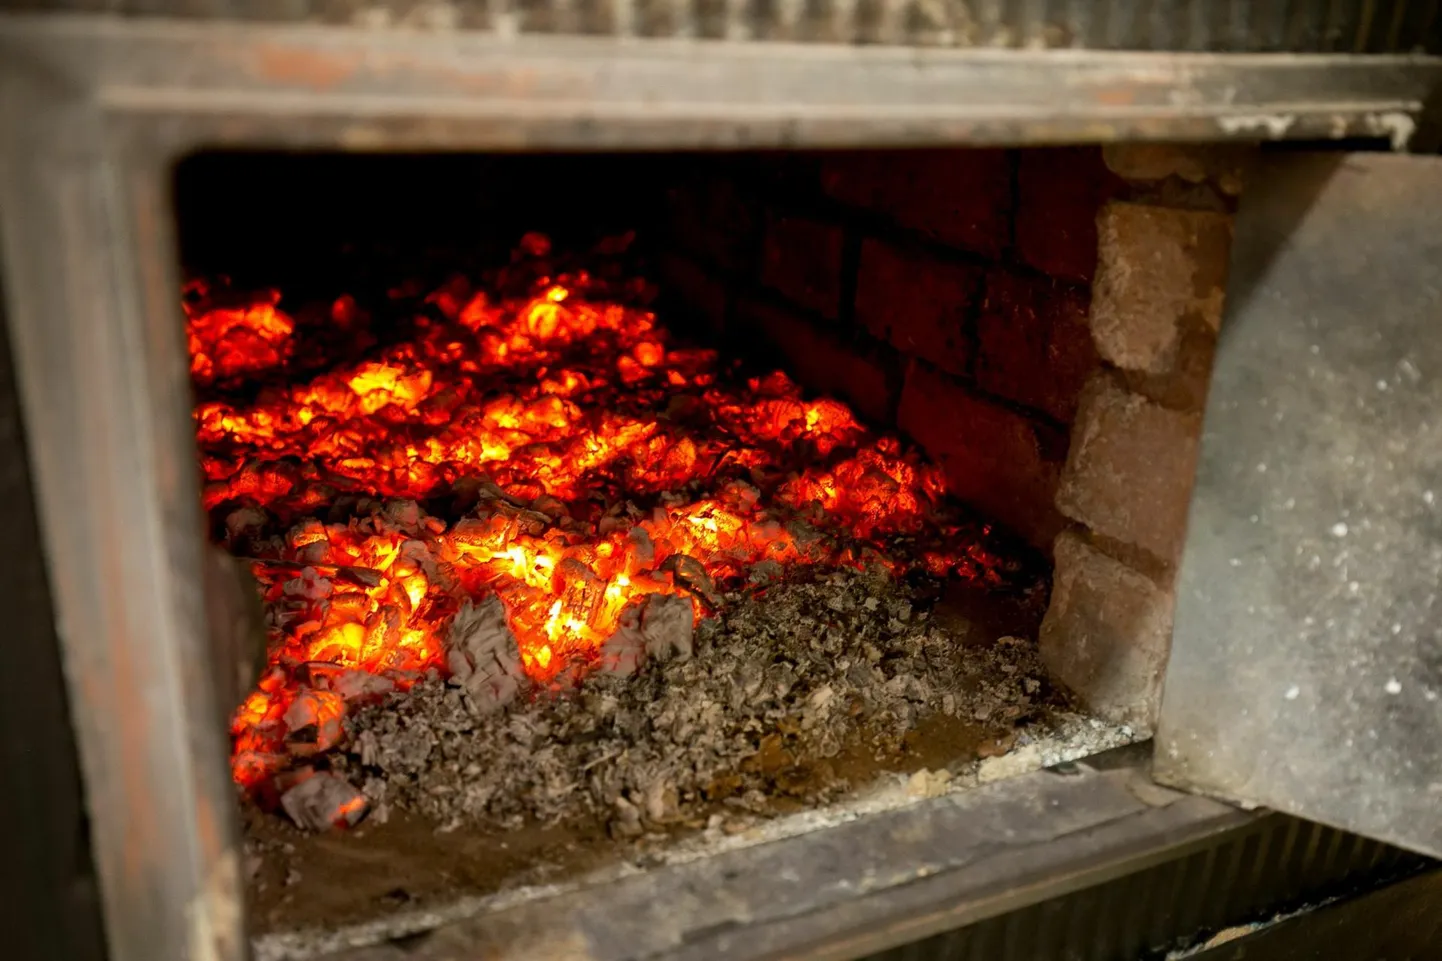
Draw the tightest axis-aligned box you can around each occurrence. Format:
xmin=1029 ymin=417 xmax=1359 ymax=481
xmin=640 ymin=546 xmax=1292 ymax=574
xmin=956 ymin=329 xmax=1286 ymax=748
xmin=1 ymin=16 xmax=1440 ymax=151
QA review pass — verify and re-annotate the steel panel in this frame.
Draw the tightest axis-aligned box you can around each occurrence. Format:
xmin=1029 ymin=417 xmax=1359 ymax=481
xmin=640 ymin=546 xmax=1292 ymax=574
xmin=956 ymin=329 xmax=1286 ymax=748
xmin=1156 ymin=151 xmax=1442 ymax=857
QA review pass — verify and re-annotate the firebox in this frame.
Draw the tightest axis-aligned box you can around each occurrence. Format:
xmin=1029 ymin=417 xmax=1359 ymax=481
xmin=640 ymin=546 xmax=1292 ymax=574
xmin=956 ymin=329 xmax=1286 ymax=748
xmin=174 ymin=145 xmax=1222 ymax=938
xmin=5 ymin=12 xmax=1442 ymax=961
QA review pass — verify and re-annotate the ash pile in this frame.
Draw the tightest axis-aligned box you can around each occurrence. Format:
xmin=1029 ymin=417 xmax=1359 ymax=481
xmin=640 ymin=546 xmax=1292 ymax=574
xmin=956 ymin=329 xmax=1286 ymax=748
xmin=323 ymin=565 xmax=1055 ymax=837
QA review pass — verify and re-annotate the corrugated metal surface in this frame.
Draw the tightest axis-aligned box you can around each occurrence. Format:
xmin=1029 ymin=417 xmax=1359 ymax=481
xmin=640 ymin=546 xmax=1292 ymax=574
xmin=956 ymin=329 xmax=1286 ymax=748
xmin=3 ymin=0 xmax=1438 ymax=52
xmin=858 ymin=814 xmax=1430 ymax=961
xmin=1181 ymin=868 xmax=1442 ymax=960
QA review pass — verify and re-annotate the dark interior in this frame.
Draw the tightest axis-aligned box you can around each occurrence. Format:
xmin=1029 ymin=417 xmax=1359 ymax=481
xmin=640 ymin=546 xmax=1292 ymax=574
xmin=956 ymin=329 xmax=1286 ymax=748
xmin=175 ymin=147 xmax=1113 ymax=547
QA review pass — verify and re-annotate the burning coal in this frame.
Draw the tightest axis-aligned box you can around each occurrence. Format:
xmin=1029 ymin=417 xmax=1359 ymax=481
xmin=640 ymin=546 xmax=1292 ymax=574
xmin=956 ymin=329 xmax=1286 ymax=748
xmin=189 ymin=234 xmax=1008 ymax=806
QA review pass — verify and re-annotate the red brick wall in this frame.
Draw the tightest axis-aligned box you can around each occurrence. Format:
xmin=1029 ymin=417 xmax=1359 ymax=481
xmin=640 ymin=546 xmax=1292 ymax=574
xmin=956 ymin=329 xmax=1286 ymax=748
xmin=655 ymin=144 xmax=1244 ymax=732
xmin=654 ymin=147 xmax=1118 ymax=549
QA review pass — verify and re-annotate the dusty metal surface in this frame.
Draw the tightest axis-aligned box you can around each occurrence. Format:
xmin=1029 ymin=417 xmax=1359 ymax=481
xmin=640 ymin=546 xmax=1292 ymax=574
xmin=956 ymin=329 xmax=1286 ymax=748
xmin=0 ymin=17 xmax=1439 ymax=151
xmin=273 ymin=749 xmax=1253 ymax=961
xmin=1156 ymin=151 xmax=1442 ymax=858
xmin=4 ymin=0 xmax=1439 ymax=53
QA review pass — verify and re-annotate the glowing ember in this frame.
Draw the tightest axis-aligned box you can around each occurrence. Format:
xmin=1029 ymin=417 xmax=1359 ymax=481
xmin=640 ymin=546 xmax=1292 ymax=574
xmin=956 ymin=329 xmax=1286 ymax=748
xmin=185 ymin=281 xmax=295 ymax=385
xmin=190 ymin=235 xmax=1006 ymax=793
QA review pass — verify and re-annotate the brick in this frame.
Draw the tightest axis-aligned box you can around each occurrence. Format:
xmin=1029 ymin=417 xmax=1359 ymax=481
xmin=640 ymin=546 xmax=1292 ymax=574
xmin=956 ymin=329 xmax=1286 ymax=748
xmin=760 ymin=213 xmax=846 ymax=319
xmin=854 ymin=239 xmax=980 ymax=376
xmin=1090 ymin=202 xmax=1233 ymax=375
xmin=1102 ymin=143 xmax=1247 ymax=196
xmin=1114 ymin=317 xmax=1217 ymax=413
xmin=898 ymin=361 xmax=1064 ymax=549
xmin=976 ymin=271 xmax=1095 ymax=423
xmin=1038 ymin=530 xmax=1174 ymax=731
xmin=733 ymin=297 xmax=898 ymax=425
xmin=654 ymin=252 xmax=728 ymax=338
xmin=821 ymin=149 xmax=1012 ymax=259
xmin=1055 ymin=377 xmax=1201 ymax=565
xmin=1014 ymin=147 xmax=1119 ymax=283
xmin=1123 ymin=176 xmax=1232 ymax=215
xmin=665 ymin=176 xmax=761 ymax=274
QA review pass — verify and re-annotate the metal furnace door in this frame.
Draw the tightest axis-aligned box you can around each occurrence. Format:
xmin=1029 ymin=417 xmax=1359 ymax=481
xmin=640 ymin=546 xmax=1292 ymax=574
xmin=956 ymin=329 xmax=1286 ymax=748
xmin=1155 ymin=151 xmax=1442 ymax=857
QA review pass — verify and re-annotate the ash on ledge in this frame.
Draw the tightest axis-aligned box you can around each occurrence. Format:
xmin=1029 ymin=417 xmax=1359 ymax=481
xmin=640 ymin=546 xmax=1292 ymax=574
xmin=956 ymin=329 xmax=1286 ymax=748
xmin=193 ymin=233 xmax=1052 ymax=841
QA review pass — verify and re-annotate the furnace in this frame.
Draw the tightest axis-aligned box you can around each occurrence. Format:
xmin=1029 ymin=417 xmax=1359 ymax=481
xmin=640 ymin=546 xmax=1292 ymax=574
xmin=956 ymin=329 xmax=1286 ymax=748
xmin=4 ymin=13 xmax=1441 ymax=961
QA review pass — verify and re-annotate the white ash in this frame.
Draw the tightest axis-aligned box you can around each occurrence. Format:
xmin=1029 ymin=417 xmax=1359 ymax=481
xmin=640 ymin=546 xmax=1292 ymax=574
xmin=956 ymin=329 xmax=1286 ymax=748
xmin=597 ymin=593 xmax=694 ymax=677
xmin=445 ymin=594 xmax=529 ymax=714
xmin=280 ymin=772 xmax=368 ymax=832
xmin=334 ymin=567 xmax=1054 ymax=834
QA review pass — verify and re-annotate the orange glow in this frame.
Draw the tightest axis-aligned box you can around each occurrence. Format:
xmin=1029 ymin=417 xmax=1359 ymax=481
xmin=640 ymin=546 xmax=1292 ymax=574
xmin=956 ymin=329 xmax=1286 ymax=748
xmin=335 ymin=794 xmax=369 ymax=822
xmin=185 ymin=282 xmax=295 ymax=384
xmin=192 ymin=236 xmax=1002 ymax=792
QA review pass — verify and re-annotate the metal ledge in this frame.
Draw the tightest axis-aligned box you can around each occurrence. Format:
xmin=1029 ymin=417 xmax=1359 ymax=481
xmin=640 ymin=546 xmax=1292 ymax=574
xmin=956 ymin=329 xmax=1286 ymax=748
xmin=266 ymin=748 xmax=1258 ymax=961
xmin=1 ymin=15 xmax=1440 ymax=150
xmin=279 ymin=746 xmax=1425 ymax=961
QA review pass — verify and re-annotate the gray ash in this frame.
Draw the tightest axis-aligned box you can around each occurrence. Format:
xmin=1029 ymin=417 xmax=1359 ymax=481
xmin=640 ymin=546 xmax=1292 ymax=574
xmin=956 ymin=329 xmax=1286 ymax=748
xmin=331 ymin=566 xmax=1054 ymax=835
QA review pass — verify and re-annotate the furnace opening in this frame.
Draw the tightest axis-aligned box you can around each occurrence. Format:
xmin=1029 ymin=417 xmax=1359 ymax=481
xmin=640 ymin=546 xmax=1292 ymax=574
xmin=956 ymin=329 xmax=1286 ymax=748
xmin=174 ymin=146 xmax=1235 ymax=938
